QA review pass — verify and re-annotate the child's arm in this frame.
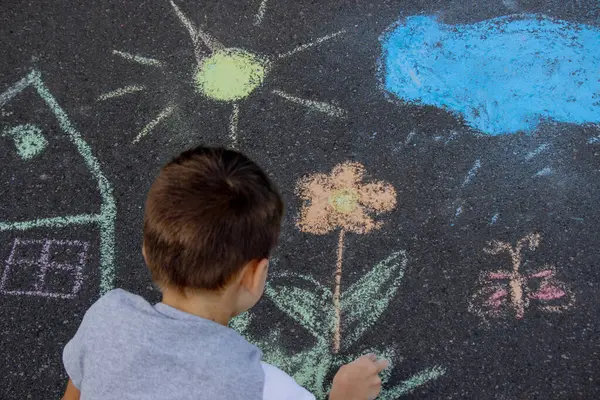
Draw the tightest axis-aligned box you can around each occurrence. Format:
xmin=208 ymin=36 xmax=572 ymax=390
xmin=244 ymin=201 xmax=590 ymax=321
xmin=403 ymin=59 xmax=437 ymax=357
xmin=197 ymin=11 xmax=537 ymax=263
xmin=61 ymin=379 xmax=80 ymax=400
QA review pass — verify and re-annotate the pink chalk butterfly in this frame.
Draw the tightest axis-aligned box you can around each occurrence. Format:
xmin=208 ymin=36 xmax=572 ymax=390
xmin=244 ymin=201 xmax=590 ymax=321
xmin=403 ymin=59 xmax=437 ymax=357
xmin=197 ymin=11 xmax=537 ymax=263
xmin=468 ymin=233 xmax=574 ymax=320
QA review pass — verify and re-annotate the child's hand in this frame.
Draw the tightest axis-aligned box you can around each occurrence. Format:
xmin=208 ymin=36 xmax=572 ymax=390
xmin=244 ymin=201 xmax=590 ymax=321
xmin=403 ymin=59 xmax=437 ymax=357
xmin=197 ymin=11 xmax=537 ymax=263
xmin=329 ymin=353 xmax=389 ymax=400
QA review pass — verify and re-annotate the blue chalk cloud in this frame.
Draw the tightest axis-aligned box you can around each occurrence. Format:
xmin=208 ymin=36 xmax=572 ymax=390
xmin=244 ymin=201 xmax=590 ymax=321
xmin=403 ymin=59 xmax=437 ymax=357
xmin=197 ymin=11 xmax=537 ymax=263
xmin=380 ymin=14 xmax=600 ymax=135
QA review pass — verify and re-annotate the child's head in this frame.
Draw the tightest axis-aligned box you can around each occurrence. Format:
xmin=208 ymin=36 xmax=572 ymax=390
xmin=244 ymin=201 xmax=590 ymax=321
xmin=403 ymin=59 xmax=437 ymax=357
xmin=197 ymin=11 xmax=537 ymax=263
xmin=143 ymin=146 xmax=284 ymax=314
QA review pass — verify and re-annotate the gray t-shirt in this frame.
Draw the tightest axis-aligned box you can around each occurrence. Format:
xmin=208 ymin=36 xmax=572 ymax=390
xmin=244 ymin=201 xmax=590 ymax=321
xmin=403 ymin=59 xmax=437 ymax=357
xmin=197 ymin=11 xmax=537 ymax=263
xmin=63 ymin=289 xmax=312 ymax=400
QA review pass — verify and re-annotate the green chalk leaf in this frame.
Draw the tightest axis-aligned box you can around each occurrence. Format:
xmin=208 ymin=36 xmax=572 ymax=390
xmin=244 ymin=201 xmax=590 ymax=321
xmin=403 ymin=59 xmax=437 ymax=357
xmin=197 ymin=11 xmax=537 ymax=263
xmin=378 ymin=365 xmax=446 ymax=399
xmin=265 ymin=275 xmax=334 ymax=341
xmin=282 ymin=341 xmax=332 ymax=398
xmin=341 ymin=250 xmax=408 ymax=349
xmin=250 ymin=328 xmax=332 ymax=399
xmin=229 ymin=311 xmax=251 ymax=333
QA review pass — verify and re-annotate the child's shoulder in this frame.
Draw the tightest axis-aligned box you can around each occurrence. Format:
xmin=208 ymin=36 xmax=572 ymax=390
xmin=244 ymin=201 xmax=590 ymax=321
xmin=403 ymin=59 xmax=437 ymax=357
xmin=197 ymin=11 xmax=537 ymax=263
xmin=88 ymin=288 xmax=134 ymax=310
xmin=82 ymin=289 xmax=149 ymax=324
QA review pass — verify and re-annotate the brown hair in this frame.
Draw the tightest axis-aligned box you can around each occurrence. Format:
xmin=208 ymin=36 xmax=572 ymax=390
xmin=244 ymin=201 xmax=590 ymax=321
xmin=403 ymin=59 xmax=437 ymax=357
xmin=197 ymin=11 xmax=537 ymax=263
xmin=143 ymin=146 xmax=284 ymax=291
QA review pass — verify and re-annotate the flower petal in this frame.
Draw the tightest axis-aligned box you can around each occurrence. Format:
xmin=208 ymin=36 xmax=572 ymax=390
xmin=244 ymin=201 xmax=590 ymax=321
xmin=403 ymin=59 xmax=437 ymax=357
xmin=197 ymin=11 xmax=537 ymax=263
xmin=330 ymin=162 xmax=365 ymax=188
xmin=295 ymin=172 xmax=336 ymax=234
xmin=295 ymin=173 xmax=333 ymax=201
xmin=333 ymin=204 xmax=379 ymax=234
xmin=297 ymin=200 xmax=336 ymax=235
xmin=357 ymin=182 xmax=397 ymax=212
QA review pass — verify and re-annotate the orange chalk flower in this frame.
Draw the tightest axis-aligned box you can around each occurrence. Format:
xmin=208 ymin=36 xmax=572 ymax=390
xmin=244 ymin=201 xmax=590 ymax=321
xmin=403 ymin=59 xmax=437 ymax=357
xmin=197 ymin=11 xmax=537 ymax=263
xmin=295 ymin=162 xmax=396 ymax=353
xmin=295 ymin=162 xmax=396 ymax=235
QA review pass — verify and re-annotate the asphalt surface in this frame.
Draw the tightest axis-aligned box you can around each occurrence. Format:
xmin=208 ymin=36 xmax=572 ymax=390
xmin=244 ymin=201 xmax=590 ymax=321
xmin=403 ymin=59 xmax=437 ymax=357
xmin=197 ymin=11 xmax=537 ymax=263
xmin=1 ymin=0 xmax=599 ymax=398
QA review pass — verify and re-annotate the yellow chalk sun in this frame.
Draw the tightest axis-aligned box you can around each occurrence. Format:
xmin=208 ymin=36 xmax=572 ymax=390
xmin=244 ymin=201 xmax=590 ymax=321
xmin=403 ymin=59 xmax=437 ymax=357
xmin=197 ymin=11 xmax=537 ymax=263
xmin=102 ymin=0 xmax=346 ymax=145
xmin=195 ymin=48 xmax=268 ymax=102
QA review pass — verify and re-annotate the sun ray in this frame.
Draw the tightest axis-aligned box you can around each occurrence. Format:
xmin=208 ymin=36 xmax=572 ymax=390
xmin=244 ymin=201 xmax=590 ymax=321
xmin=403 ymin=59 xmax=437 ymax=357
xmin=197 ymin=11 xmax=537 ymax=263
xmin=132 ymin=103 xmax=177 ymax=144
xmin=229 ymin=103 xmax=240 ymax=146
xmin=97 ymin=85 xmax=146 ymax=101
xmin=112 ymin=50 xmax=164 ymax=67
xmin=169 ymin=0 xmax=197 ymax=43
xmin=170 ymin=0 xmax=224 ymax=62
xmin=253 ymin=0 xmax=269 ymax=26
xmin=169 ymin=0 xmax=204 ymax=62
xmin=272 ymin=89 xmax=347 ymax=118
xmin=196 ymin=28 xmax=224 ymax=53
xmin=277 ymin=29 xmax=346 ymax=59
xmin=0 ymin=76 xmax=30 ymax=106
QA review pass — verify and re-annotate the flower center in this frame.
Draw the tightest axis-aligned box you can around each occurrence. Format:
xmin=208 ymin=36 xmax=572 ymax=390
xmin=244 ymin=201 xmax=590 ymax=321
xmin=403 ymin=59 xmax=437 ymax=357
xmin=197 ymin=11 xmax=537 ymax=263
xmin=195 ymin=48 xmax=268 ymax=102
xmin=329 ymin=188 xmax=359 ymax=214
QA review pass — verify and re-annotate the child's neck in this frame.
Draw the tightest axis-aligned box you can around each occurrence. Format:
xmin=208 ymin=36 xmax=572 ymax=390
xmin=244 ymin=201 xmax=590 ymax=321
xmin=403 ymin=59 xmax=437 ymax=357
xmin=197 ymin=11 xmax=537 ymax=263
xmin=161 ymin=286 xmax=234 ymax=326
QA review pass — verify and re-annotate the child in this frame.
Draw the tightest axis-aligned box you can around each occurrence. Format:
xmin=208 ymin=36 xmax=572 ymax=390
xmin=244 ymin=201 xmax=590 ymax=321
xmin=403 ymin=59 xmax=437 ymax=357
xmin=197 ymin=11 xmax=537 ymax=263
xmin=61 ymin=146 xmax=388 ymax=400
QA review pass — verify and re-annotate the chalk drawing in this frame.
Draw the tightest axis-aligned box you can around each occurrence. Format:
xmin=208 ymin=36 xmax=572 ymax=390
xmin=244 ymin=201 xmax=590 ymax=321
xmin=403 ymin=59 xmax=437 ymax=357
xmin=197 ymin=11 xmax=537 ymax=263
xmin=197 ymin=49 xmax=268 ymax=102
xmin=296 ymin=162 xmax=396 ymax=352
xmin=380 ymin=15 xmax=600 ymax=135
xmin=469 ymin=233 xmax=574 ymax=322
xmin=231 ymin=254 xmax=446 ymax=399
xmin=0 ymin=70 xmax=117 ymax=295
xmin=490 ymin=213 xmax=500 ymax=225
xmin=277 ymin=30 xmax=346 ymax=59
xmin=389 ymin=366 xmax=447 ymax=398
xmin=112 ymin=50 xmax=164 ymax=68
xmin=2 ymin=124 xmax=48 ymax=160
xmin=502 ymin=0 xmax=519 ymax=11
xmin=132 ymin=103 xmax=177 ymax=144
xmin=103 ymin=1 xmax=347 ymax=145
xmin=462 ymin=159 xmax=481 ymax=187
xmin=449 ymin=201 xmax=464 ymax=227
xmin=587 ymin=136 xmax=600 ymax=144
xmin=170 ymin=0 xmax=224 ymax=62
xmin=450 ymin=159 xmax=481 ymax=225
xmin=525 ymin=144 xmax=550 ymax=161
xmin=253 ymin=0 xmax=269 ymax=26
xmin=533 ymin=167 xmax=553 ymax=177
xmin=229 ymin=103 xmax=240 ymax=147
xmin=0 ymin=238 xmax=89 ymax=299
xmin=272 ymin=90 xmax=347 ymax=119
xmin=404 ymin=131 xmax=415 ymax=145
xmin=444 ymin=130 xmax=458 ymax=145
xmin=97 ymin=85 xmax=146 ymax=101
xmin=0 ymin=75 xmax=30 ymax=104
